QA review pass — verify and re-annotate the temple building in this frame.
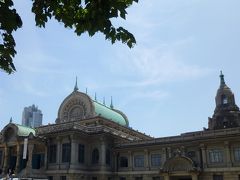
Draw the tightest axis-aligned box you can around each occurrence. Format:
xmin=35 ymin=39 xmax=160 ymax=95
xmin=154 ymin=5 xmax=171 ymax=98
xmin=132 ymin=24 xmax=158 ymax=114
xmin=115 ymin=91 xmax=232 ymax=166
xmin=0 ymin=72 xmax=240 ymax=180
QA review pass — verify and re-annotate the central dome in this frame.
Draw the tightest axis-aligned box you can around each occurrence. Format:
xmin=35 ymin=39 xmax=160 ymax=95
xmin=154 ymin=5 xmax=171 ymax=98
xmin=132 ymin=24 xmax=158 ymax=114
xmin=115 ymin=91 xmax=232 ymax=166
xmin=56 ymin=87 xmax=129 ymax=127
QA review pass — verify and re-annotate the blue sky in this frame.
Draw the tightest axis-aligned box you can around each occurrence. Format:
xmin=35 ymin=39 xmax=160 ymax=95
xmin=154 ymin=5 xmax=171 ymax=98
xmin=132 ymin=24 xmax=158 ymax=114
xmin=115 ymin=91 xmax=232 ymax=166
xmin=1 ymin=0 xmax=240 ymax=137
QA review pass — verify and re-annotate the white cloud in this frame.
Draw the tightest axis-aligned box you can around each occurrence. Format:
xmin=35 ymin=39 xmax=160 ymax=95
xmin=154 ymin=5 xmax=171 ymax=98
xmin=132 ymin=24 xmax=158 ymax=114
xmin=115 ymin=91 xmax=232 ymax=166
xmin=107 ymin=38 xmax=212 ymax=89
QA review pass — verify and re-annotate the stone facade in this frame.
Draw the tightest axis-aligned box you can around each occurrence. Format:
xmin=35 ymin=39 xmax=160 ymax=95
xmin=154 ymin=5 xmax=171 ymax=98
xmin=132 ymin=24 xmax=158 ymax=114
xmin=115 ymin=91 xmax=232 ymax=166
xmin=0 ymin=73 xmax=240 ymax=180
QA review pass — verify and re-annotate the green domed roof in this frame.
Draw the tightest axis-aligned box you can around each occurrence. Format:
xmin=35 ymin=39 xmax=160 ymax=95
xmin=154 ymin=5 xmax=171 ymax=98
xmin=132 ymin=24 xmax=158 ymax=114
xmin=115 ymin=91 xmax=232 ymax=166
xmin=93 ymin=101 xmax=129 ymax=127
xmin=16 ymin=124 xmax=36 ymax=136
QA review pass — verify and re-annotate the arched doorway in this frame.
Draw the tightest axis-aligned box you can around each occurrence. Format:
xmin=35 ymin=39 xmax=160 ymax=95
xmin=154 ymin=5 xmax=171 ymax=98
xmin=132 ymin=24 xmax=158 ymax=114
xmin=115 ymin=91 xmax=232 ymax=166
xmin=160 ymin=154 xmax=200 ymax=180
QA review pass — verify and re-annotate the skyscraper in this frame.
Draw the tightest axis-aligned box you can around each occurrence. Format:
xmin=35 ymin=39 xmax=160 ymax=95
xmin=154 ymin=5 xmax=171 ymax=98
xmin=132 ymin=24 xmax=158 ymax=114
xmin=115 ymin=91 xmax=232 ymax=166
xmin=22 ymin=104 xmax=43 ymax=127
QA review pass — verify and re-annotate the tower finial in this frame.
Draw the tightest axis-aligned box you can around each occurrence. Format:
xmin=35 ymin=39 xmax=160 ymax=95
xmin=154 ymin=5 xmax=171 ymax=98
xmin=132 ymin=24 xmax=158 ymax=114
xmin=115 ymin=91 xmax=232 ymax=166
xmin=10 ymin=117 xmax=13 ymax=123
xmin=85 ymin=88 xmax=88 ymax=94
xmin=74 ymin=76 xmax=78 ymax=91
xmin=95 ymin=92 xmax=97 ymax=101
xmin=110 ymin=96 xmax=114 ymax=109
xmin=219 ymin=70 xmax=225 ymax=87
xmin=103 ymin=97 xmax=105 ymax=105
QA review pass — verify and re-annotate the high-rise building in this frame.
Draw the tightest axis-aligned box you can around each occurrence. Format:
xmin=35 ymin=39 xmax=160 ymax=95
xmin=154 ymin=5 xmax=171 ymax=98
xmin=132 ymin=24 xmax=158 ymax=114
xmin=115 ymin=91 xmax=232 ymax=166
xmin=22 ymin=104 xmax=43 ymax=127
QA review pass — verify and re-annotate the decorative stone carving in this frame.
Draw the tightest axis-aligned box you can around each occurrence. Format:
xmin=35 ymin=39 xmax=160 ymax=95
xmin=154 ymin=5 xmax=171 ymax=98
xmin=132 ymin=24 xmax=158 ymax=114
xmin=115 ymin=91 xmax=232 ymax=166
xmin=57 ymin=92 xmax=94 ymax=123
xmin=161 ymin=155 xmax=200 ymax=173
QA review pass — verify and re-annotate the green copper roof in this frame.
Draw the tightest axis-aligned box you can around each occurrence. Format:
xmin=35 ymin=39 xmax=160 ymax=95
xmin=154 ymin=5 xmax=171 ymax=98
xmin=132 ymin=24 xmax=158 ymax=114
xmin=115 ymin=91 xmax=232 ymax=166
xmin=93 ymin=101 xmax=128 ymax=126
xmin=15 ymin=124 xmax=36 ymax=136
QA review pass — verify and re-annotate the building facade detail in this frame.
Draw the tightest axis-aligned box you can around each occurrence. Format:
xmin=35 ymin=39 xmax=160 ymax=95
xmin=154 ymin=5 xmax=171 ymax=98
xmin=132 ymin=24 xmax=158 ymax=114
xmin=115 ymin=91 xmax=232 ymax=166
xmin=1 ymin=73 xmax=240 ymax=180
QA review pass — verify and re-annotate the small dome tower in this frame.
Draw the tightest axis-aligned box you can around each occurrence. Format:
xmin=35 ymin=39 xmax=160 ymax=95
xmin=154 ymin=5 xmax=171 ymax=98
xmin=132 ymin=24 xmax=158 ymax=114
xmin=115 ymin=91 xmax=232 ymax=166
xmin=208 ymin=71 xmax=240 ymax=130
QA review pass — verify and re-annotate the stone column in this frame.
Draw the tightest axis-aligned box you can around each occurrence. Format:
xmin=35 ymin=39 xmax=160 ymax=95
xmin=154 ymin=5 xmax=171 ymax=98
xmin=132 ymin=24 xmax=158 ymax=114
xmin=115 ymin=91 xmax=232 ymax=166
xmin=15 ymin=142 xmax=21 ymax=173
xmin=162 ymin=148 xmax=167 ymax=164
xmin=224 ymin=141 xmax=232 ymax=167
xmin=167 ymin=147 xmax=171 ymax=158
xmin=200 ymin=144 xmax=207 ymax=168
xmin=128 ymin=151 xmax=132 ymax=170
xmin=2 ymin=144 xmax=8 ymax=174
xmin=44 ymin=143 xmax=48 ymax=170
xmin=113 ymin=151 xmax=118 ymax=172
xmin=100 ymin=141 xmax=106 ymax=166
xmin=164 ymin=175 xmax=170 ymax=180
xmin=56 ymin=137 xmax=61 ymax=169
xmin=144 ymin=149 xmax=149 ymax=170
xmin=70 ymin=136 xmax=78 ymax=167
xmin=26 ymin=144 xmax=34 ymax=173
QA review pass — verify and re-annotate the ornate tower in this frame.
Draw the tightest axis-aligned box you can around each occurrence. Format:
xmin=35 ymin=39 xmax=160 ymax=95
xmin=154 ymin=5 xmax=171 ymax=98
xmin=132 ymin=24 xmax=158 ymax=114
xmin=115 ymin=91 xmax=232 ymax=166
xmin=208 ymin=71 xmax=240 ymax=130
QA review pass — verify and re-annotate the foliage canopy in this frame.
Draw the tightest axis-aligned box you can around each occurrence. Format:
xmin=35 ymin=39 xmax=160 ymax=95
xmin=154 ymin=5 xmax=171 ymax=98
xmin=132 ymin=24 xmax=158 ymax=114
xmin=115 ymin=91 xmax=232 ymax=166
xmin=0 ymin=0 xmax=137 ymax=74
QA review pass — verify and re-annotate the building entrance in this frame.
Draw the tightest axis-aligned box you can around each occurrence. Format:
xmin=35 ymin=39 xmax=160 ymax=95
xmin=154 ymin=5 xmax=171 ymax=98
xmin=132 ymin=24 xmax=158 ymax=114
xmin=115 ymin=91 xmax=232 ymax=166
xmin=170 ymin=176 xmax=192 ymax=180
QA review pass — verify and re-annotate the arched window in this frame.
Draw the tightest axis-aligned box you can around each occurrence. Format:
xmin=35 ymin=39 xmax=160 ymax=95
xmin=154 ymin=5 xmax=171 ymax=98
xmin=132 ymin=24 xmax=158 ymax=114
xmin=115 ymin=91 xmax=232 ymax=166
xmin=92 ymin=148 xmax=99 ymax=164
xmin=106 ymin=149 xmax=111 ymax=165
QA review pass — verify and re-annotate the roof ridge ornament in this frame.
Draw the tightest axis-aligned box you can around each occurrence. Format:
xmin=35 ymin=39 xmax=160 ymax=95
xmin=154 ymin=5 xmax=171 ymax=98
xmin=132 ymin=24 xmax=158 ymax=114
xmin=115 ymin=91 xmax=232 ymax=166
xmin=220 ymin=70 xmax=226 ymax=87
xmin=95 ymin=92 xmax=97 ymax=101
xmin=74 ymin=76 xmax=79 ymax=92
xmin=103 ymin=97 xmax=106 ymax=105
xmin=110 ymin=96 xmax=114 ymax=109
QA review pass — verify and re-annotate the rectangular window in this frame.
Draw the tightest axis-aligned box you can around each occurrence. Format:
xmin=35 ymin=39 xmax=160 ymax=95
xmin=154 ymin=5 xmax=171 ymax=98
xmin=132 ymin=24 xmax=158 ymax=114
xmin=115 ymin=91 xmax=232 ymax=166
xmin=234 ymin=147 xmax=240 ymax=162
xmin=78 ymin=144 xmax=85 ymax=163
xmin=209 ymin=149 xmax=223 ymax=163
xmin=49 ymin=145 xmax=57 ymax=163
xmin=62 ymin=143 xmax=71 ymax=163
xmin=213 ymin=175 xmax=223 ymax=180
xmin=120 ymin=177 xmax=126 ymax=180
xmin=134 ymin=155 xmax=144 ymax=167
xmin=151 ymin=154 xmax=161 ymax=166
xmin=60 ymin=176 xmax=66 ymax=180
xmin=120 ymin=156 xmax=128 ymax=167
xmin=152 ymin=177 xmax=162 ymax=180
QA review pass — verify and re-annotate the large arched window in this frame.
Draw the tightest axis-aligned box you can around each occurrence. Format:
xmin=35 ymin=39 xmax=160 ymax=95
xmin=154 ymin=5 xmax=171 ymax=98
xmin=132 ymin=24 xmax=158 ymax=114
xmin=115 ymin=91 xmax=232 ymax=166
xmin=92 ymin=148 xmax=99 ymax=164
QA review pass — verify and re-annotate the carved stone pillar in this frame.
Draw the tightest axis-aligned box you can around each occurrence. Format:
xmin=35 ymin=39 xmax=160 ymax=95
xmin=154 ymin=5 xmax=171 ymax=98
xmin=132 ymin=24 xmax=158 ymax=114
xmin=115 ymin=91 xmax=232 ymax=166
xmin=15 ymin=142 xmax=21 ymax=173
xmin=2 ymin=144 xmax=8 ymax=174
xmin=144 ymin=149 xmax=149 ymax=170
xmin=26 ymin=143 xmax=34 ymax=174
xmin=224 ymin=141 xmax=232 ymax=167
xmin=200 ymin=144 xmax=207 ymax=168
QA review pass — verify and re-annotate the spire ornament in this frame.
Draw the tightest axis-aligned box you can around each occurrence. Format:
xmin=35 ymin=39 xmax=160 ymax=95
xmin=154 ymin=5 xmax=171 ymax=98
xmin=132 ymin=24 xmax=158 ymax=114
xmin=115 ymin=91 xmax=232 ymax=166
xmin=220 ymin=70 xmax=226 ymax=87
xmin=74 ymin=76 xmax=79 ymax=92
xmin=103 ymin=97 xmax=105 ymax=105
xmin=110 ymin=96 xmax=114 ymax=109
xmin=95 ymin=92 xmax=97 ymax=101
xmin=10 ymin=117 xmax=13 ymax=123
